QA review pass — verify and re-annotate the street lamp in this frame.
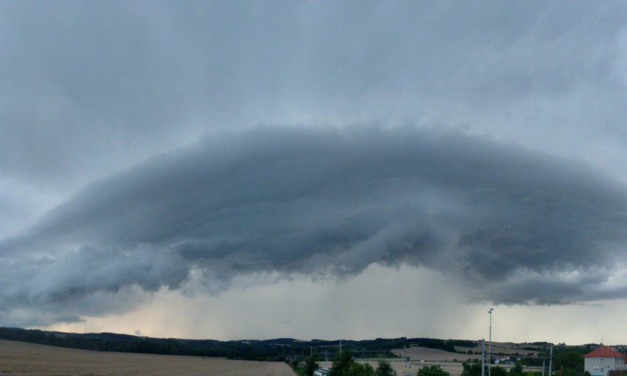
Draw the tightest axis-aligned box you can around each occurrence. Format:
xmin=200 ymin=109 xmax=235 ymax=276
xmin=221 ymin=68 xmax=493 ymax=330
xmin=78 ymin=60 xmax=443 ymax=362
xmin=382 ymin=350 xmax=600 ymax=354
xmin=489 ymin=308 xmax=494 ymax=376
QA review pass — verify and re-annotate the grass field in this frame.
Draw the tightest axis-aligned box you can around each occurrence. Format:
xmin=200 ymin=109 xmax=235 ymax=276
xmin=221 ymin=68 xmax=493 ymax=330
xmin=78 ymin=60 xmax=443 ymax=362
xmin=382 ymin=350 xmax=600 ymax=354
xmin=0 ymin=339 xmax=296 ymax=376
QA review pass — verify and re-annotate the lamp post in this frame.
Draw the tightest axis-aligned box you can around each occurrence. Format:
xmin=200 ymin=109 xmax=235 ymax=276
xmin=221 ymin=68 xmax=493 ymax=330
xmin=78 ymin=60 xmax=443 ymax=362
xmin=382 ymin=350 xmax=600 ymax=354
xmin=489 ymin=308 xmax=494 ymax=376
xmin=481 ymin=339 xmax=485 ymax=376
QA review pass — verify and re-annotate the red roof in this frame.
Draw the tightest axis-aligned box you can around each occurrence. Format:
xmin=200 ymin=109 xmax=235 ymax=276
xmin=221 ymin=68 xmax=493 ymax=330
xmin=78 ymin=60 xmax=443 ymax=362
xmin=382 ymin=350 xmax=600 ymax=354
xmin=584 ymin=345 xmax=625 ymax=358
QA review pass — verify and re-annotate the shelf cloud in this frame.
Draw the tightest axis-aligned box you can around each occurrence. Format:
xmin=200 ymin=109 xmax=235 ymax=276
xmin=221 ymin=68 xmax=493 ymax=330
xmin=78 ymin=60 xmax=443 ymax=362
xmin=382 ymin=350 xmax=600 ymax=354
xmin=2 ymin=1 xmax=627 ymax=337
xmin=2 ymin=126 xmax=627 ymax=321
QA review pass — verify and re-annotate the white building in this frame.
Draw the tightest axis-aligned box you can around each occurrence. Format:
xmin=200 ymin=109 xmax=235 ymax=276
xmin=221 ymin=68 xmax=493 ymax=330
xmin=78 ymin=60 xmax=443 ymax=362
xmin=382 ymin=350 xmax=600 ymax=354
xmin=584 ymin=345 xmax=626 ymax=376
xmin=314 ymin=368 xmax=330 ymax=376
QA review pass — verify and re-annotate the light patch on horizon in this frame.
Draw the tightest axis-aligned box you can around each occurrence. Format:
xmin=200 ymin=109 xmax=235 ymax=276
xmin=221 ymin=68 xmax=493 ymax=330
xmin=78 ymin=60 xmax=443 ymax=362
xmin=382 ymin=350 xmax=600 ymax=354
xmin=45 ymin=265 xmax=625 ymax=345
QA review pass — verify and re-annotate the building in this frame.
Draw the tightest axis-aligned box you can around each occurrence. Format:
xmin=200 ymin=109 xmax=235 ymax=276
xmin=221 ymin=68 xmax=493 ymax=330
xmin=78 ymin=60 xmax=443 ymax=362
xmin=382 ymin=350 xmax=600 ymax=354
xmin=495 ymin=356 xmax=516 ymax=365
xmin=314 ymin=368 xmax=330 ymax=376
xmin=584 ymin=345 xmax=626 ymax=376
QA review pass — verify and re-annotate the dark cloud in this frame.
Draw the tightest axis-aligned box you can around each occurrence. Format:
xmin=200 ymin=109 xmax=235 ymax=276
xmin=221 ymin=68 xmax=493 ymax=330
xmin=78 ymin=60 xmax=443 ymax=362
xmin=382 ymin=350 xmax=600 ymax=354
xmin=2 ymin=126 xmax=627 ymax=318
xmin=3 ymin=1 xmax=627 ymax=330
xmin=0 ymin=244 xmax=188 ymax=317
xmin=0 ymin=311 xmax=85 ymax=328
xmin=2 ymin=1 xmax=627 ymax=192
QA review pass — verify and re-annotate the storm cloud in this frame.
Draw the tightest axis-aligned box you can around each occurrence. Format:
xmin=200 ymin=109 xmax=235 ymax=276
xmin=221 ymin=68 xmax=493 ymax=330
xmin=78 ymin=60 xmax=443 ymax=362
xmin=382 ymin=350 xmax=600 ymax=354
xmin=2 ymin=1 xmax=627 ymax=193
xmin=2 ymin=126 xmax=627 ymax=320
xmin=3 ymin=1 xmax=627 ymax=335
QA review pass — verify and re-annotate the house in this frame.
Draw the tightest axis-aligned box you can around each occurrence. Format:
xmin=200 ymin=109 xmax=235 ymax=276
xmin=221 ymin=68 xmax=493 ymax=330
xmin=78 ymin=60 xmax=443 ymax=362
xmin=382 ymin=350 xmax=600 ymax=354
xmin=584 ymin=345 xmax=626 ymax=376
xmin=502 ymin=356 xmax=516 ymax=365
xmin=314 ymin=368 xmax=330 ymax=376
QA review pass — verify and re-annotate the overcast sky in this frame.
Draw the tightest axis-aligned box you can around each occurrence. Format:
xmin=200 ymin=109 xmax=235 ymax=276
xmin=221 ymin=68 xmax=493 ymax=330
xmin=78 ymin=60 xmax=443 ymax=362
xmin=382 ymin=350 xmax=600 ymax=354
xmin=2 ymin=1 xmax=627 ymax=344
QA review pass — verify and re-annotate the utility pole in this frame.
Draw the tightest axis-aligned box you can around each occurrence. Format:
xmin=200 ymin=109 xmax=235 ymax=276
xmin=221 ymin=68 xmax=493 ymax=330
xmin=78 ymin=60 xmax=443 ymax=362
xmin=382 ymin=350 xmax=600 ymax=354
xmin=548 ymin=346 xmax=553 ymax=376
xmin=482 ymin=339 xmax=485 ymax=376
xmin=489 ymin=308 xmax=494 ymax=376
xmin=542 ymin=360 xmax=545 ymax=376
xmin=340 ymin=339 xmax=342 ymax=358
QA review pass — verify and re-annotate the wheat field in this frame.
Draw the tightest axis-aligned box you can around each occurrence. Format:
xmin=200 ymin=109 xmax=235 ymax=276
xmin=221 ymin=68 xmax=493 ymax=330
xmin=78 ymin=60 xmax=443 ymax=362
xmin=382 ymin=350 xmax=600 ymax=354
xmin=0 ymin=339 xmax=295 ymax=376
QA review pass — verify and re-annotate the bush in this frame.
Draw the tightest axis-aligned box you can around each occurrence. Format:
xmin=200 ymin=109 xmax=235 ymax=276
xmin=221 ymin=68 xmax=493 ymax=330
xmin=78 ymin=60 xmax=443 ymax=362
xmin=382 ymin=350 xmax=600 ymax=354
xmin=509 ymin=362 xmax=524 ymax=376
xmin=375 ymin=360 xmax=394 ymax=376
xmin=491 ymin=366 xmax=507 ymax=376
xmin=305 ymin=356 xmax=320 ymax=376
xmin=418 ymin=365 xmax=451 ymax=376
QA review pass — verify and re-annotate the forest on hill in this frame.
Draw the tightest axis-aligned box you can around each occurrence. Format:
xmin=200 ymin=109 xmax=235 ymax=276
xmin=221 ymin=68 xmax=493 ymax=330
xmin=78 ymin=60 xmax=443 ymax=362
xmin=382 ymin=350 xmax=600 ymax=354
xmin=0 ymin=327 xmax=478 ymax=361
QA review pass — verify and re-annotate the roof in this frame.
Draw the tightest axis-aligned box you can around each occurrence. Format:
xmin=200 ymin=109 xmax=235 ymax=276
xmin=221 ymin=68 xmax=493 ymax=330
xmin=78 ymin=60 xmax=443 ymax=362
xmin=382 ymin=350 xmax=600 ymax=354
xmin=584 ymin=345 xmax=625 ymax=358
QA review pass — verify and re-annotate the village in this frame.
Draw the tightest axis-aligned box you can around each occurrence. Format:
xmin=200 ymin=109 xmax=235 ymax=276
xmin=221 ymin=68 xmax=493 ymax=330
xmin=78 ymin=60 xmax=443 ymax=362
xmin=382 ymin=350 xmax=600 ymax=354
xmin=304 ymin=342 xmax=627 ymax=376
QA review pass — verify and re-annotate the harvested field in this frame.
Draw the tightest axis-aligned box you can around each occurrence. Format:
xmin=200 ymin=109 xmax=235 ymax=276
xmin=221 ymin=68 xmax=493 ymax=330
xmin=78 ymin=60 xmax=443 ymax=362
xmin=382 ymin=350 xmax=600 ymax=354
xmin=392 ymin=346 xmax=482 ymax=361
xmin=0 ymin=339 xmax=295 ymax=376
xmin=454 ymin=342 xmax=544 ymax=356
xmin=318 ymin=358 xmax=468 ymax=376
xmin=345 ymin=345 xmax=543 ymax=376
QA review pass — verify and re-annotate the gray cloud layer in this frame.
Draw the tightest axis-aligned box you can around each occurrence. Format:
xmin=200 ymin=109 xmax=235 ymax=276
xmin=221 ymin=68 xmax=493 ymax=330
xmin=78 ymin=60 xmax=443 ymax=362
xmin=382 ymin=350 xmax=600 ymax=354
xmin=2 ymin=1 xmax=627 ymax=193
xmin=3 ymin=1 xmax=627 ymax=328
xmin=2 ymin=126 xmax=627 ymax=320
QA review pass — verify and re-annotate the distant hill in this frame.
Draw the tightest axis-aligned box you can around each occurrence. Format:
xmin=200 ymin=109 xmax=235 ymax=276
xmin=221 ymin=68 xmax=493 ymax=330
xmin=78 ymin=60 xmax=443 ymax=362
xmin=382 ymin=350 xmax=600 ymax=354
xmin=0 ymin=327 xmax=483 ymax=361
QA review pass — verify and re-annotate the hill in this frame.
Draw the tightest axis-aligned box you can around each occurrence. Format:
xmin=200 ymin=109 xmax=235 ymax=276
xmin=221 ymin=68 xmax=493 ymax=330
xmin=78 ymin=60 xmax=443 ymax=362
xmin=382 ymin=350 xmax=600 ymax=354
xmin=0 ymin=327 xmax=484 ymax=361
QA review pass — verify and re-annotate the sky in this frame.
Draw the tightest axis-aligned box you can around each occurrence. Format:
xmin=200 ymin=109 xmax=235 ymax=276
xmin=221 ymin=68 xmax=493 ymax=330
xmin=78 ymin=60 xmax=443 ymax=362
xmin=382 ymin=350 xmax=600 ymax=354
xmin=1 ymin=1 xmax=627 ymax=344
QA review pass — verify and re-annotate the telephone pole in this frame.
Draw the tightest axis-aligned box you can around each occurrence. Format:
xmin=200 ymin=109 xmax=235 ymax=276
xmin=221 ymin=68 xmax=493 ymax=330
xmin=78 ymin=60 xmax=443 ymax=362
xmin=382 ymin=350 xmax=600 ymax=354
xmin=548 ymin=345 xmax=553 ymax=376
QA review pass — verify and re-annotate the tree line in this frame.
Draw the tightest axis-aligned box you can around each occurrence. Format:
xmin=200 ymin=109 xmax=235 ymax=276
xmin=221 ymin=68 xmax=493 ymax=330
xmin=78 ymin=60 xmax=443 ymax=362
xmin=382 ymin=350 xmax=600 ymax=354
xmin=0 ymin=327 xmax=408 ymax=361
xmin=291 ymin=349 xmax=396 ymax=376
